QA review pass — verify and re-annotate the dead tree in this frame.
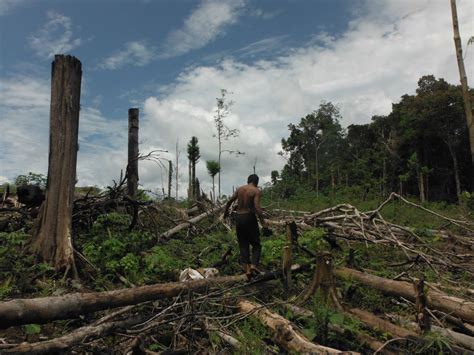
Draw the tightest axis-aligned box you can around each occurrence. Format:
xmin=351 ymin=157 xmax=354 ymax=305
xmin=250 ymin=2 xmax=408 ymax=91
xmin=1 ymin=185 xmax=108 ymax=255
xmin=0 ymin=264 xmax=306 ymax=328
xmin=127 ymin=108 xmax=139 ymax=198
xmin=237 ymin=299 xmax=352 ymax=354
xmin=30 ymin=55 xmax=81 ymax=274
xmin=414 ymin=276 xmax=431 ymax=332
xmin=168 ymin=160 xmax=173 ymax=199
xmin=450 ymin=0 xmax=474 ymax=165
xmin=335 ymin=267 xmax=474 ymax=323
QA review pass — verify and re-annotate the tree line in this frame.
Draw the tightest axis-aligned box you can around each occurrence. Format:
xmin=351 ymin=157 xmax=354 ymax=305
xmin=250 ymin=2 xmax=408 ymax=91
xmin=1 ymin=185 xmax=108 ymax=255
xmin=274 ymin=75 xmax=473 ymax=202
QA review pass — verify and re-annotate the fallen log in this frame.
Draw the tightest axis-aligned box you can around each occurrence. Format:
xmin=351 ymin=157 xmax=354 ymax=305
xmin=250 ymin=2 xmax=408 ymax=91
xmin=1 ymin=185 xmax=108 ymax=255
xmin=348 ymin=308 xmax=417 ymax=338
xmin=350 ymin=308 xmax=473 ymax=354
xmin=160 ymin=205 xmax=225 ymax=240
xmin=3 ymin=314 xmax=146 ymax=354
xmin=386 ymin=313 xmax=474 ymax=351
xmin=0 ymin=264 xmax=306 ymax=328
xmin=335 ymin=267 xmax=474 ymax=323
xmin=283 ymin=304 xmax=390 ymax=354
xmin=237 ymin=299 xmax=355 ymax=354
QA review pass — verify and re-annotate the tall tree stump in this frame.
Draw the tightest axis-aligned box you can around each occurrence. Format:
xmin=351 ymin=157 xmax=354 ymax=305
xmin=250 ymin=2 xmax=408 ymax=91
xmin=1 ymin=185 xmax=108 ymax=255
xmin=31 ymin=55 xmax=82 ymax=273
xmin=282 ymin=223 xmax=294 ymax=296
xmin=127 ymin=108 xmax=139 ymax=198
xmin=415 ymin=276 xmax=431 ymax=332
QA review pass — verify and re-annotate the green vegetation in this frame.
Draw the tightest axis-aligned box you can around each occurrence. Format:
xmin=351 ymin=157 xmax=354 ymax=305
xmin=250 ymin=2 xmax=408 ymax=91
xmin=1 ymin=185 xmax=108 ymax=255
xmin=277 ymin=76 xmax=473 ymax=203
xmin=14 ymin=172 xmax=47 ymax=187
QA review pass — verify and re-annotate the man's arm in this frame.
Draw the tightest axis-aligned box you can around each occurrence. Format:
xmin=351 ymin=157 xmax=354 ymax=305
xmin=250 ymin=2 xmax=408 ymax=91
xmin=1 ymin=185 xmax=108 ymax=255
xmin=223 ymin=189 xmax=238 ymax=218
xmin=254 ymin=189 xmax=267 ymax=228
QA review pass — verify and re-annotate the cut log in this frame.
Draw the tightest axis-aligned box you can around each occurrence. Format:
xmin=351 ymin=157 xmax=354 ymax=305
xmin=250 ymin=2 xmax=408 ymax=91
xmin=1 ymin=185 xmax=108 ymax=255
xmin=237 ymin=299 xmax=355 ymax=354
xmin=335 ymin=267 xmax=474 ymax=323
xmin=3 ymin=314 xmax=146 ymax=354
xmin=282 ymin=304 xmax=389 ymax=354
xmin=387 ymin=314 xmax=474 ymax=351
xmin=160 ymin=205 xmax=225 ymax=239
xmin=0 ymin=264 xmax=305 ymax=328
xmin=350 ymin=308 xmax=473 ymax=354
xmin=348 ymin=308 xmax=417 ymax=338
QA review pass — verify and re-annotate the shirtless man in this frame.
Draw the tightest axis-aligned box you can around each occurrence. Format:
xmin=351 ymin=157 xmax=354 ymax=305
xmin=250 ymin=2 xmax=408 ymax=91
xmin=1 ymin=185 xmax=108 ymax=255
xmin=224 ymin=174 xmax=268 ymax=280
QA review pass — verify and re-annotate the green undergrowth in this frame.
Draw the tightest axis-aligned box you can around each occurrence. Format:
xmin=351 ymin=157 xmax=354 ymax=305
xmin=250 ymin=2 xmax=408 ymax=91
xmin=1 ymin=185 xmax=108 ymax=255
xmin=77 ymin=212 xmax=243 ymax=290
xmin=0 ymin=231 xmax=57 ymax=299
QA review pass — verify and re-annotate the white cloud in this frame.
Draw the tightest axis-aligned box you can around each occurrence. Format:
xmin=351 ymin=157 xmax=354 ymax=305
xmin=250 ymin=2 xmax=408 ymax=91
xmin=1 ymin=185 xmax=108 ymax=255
xmin=29 ymin=11 xmax=81 ymax=59
xmin=160 ymin=0 xmax=245 ymax=58
xmin=99 ymin=41 xmax=155 ymax=70
xmin=0 ymin=76 xmax=50 ymax=178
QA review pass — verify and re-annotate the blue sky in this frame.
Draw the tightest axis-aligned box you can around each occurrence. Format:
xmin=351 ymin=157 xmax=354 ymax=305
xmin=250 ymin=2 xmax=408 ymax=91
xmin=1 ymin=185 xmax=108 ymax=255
xmin=0 ymin=0 xmax=472 ymax=198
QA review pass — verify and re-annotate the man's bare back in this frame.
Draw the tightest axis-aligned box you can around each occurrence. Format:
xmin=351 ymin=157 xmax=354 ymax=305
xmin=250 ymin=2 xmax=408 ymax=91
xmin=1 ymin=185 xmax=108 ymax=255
xmin=225 ymin=183 xmax=266 ymax=227
xmin=234 ymin=184 xmax=259 ymax=213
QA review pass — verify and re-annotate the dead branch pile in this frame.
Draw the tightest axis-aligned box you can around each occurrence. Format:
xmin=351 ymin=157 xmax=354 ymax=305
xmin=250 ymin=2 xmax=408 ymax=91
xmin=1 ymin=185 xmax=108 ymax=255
xmin=269 ymin=192 xmax=474 ymax=276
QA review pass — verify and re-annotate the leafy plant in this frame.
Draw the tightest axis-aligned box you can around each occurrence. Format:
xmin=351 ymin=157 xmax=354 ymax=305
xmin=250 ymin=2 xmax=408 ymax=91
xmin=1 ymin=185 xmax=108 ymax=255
xmin=24 ymin=324 xmax=41 ymax=335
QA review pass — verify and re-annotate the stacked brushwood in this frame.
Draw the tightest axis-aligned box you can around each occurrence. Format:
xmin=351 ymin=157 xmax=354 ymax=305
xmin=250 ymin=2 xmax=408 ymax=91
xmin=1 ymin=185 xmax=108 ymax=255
xmin=268 ymin=192 xmax=474 ymax=277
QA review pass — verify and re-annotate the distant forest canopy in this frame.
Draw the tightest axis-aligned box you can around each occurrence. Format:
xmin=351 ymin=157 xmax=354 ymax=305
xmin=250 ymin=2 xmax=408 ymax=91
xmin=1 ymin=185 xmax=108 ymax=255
xmin=274 ymin=75 xmax=473 ymax=202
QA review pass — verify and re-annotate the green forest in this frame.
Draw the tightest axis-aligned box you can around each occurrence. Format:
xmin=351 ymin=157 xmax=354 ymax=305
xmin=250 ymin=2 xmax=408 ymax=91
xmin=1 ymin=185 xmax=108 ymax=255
xmin=274 ymin=75 xmax=473 ymax=204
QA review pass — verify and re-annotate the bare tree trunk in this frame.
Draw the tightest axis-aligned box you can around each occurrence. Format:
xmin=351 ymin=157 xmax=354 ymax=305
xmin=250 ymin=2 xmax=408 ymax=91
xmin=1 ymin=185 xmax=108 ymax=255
xmin=168 ymin=160 xmax=172 ymax=199
xmin=447 ymin=140 xmax=462 ymax=201
xmin=0 ymin=264 xmax=305 ymax=328
xmin=30 ymin=55 xmax=81 ymax=273
xmin=175 ymin=140 xmax=179 ymax=200
xmin=192 ymin=157 xmax=196 ymax=199
xmin=315 ymin=146 xmax=320 ymax=198
xmin=237 ymin=299 xmax=352 ymax=354
xmin=127 ymin=108 xmax=139 ymax=198
xmin=4 ymin=314 xmax=146 ymax=354
xmin=331 ymin=168 xmax=335 ymax=190
xmin=335 ymin=267 xmax=474 ymax=323
xmin=450 ymin=0 xmax=474 ymax=165
xmin=418 ymin=170 xmax=425 ymax=203
xmin=218 ymin=140 xmax=221 ymax=200
xmin=212 ymin=176 xmax=216 ymax=203
xmin=382 ymin=158 xmax=386 ymax=197
xmin=160 ymin=205 xmax=225 ymax=240
xmin=188 ymin=160 xmax=192 ymax=200
xmin=426 ymin=173 xmax=429 ymax=201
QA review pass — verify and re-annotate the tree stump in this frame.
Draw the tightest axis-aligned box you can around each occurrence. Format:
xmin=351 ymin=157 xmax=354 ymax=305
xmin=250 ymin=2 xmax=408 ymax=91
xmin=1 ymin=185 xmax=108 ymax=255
xmin=127 ymin=108 xmax=139 ymax=198
xmin=31 ymin=55 xmax=82 ymax=273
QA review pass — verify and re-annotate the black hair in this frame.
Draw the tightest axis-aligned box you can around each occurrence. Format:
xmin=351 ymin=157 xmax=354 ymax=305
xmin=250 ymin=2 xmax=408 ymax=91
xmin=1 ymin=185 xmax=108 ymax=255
xmin=247 ymin=174 xmax=259 ymax=185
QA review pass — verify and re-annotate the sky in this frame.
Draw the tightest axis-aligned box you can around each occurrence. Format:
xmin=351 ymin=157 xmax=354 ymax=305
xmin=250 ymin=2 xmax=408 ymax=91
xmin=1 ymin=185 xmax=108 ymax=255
xmin=0 ymin=0 xmax=472 ymax=199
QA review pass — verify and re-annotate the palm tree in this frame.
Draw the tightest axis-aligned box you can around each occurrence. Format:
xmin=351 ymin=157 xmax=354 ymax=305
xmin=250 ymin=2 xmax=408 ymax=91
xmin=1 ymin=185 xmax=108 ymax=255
xmin=187 ymin=136 xmax=200 ymax=199
xmin=206 ymin=160 xmax=220 ymax=203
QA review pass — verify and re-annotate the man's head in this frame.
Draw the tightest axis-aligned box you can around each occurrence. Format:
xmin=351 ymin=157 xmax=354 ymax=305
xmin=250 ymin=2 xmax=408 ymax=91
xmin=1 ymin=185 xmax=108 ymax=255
xmin=247 ymin=174 xmax=259 ymax=186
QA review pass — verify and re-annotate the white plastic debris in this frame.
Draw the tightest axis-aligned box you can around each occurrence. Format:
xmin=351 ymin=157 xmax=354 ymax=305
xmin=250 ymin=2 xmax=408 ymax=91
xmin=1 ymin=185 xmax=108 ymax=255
xmin=179 ymin=268 xmax=219 ymax=282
